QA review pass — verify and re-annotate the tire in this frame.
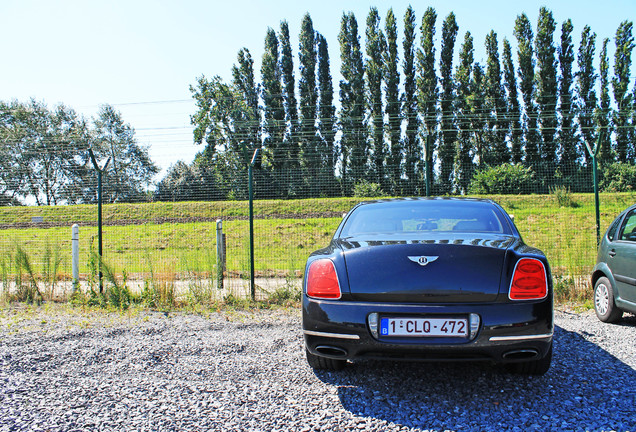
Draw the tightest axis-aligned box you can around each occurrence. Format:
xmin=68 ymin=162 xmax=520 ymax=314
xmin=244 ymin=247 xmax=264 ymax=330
xmin=594 ymin=277 xmax=623 ymax=323
xmin=508 ymin=344 xmax=552 ymax=376
xmin=305 ymin=348 xmax=346 ymax=371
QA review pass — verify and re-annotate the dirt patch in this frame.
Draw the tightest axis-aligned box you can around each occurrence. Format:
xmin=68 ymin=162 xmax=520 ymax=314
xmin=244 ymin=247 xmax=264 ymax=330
xmin=0 ymin=212 xmax=343 ymax=230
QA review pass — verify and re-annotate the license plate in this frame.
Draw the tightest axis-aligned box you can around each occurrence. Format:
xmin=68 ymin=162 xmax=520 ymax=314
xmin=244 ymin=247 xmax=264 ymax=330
xmin=380 ymin=317 xmax=468 ymax=337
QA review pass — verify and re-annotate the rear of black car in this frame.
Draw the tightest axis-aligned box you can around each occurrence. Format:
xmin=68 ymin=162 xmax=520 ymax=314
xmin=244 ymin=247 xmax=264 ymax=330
xmin=302 ymin=198 xmax=553 ymax=374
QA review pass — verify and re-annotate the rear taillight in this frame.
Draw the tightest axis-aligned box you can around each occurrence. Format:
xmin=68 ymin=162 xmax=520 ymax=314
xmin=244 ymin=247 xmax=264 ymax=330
xmin=509 ymin=258 xmax=548 ymax=300
xmin=306 ymin=259 xmax=341 ymax=299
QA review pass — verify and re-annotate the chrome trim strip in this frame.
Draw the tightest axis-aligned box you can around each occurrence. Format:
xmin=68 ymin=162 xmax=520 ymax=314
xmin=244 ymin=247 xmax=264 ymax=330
xmin=489 ymin=333 xmax=553 ymax=342
xmin=303 ymin=330 xmax=360 ymax=340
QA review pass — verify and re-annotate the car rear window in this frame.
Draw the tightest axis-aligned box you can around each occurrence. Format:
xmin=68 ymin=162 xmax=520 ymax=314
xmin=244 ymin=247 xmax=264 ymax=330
xmin=340 ymin=200 xmax=511 ymax=237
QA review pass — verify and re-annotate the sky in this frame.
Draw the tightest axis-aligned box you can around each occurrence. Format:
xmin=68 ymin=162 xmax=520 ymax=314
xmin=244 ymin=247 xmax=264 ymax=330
xmin=1 ymin=0 xmax=634 ymax=180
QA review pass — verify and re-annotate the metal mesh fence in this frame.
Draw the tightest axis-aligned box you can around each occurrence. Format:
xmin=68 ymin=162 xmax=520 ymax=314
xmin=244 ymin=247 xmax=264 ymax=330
xmin=1 ymin=147 xmax=635 ymax=303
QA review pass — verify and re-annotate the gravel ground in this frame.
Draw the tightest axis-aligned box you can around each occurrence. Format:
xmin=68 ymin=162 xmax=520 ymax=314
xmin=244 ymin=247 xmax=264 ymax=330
xmin=0 ymin=306 xmax=634 ymax=432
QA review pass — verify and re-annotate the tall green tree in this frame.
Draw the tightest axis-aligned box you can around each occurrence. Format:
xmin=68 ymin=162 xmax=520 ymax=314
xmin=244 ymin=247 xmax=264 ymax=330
xmin=402 ymin=5 xmax=419 ymax=194
xmin=612 ymin=20 xmax=634 ymax=161
xmin=535 ymin=7 xmax=558 ymax=169
xmin=417 ymin=7 xmax=438 ymax=191
xmin=90 ymin=105 xmax=159 ymax=203
xmin=470 ymin=63 xmax=488 ymax=168
xmin=576 ymin=25 xmax=598 ymax=165
xmin=191 ymin=75 xmax=249 ymax=156
xmin=454 ymin=32 xmax=475 ymax=194
xmin=503 ymin=38 xmax=523 ymax=164
xmin=514 ymin=13 xmax=540 ymax=167
xmin=339 ymin=12 xmax=367 ymax=191
xmin=0 ymin=100 xmax=91 ymax=205
xmin=365 ymin=7 xmax=386 ymax=189
xmin=597 ymin=38 xmax=613 ymax=163
xmin=316 ymin=32 xmax=337 ymax=194
xmin=299 ymin=13 xmax=319 ymax=196
xmin=232 ymin=48 xmax=261 ymax=159
xmin=279 ymin=21 xmax=300 ymax=169
xmin=383 ymin=8 xmax=401 ymax=194
xmin=437 ymin=12 xmax=458 ymax=193
xmin=558 ymin=19 xmax=578 ymax=174
xmin=261 ymin=28 xmax=285 ymax=173
xmin=484 ymin=30 xmax=509 ymax=165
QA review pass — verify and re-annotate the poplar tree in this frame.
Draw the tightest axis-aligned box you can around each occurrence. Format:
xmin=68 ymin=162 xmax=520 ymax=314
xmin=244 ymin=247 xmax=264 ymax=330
xmin=417 ymin=7 xmax=438 ymax=190
xmin=535 ymin=7 xmax=558 ymax=169
xmin=514 ymin=13 xmax=540 ymax=168
xmin=339 ymin=12 xmax=366 ymax=191
xmin=503 ymin=38 xmax=523 ymax=164
xmin=485 ymin=30 xmax=509 ymax=165
xmin=384 ymin=8 xmax=401 ymax=193
xmin=558 ymin=19 xmax=578 ymax=175
xmin=612 ymin=21 xmax=634 ymax=161
xmin=470 ymin=63 xmax=488 ymax=168
xmin=231 ymin=48 xmax=260 ymax=160
xmin=279 ymin=21 xmax=299 ymax=169
xmin=316 ymin=32 xmax=337 ymax=193
xmin=261 ymin=28 xmax=285 ymax=173
xmin=298 ymin=13 xmax=318 ymax=196
xmin=597 ymin=38 xmax=613 ymax=163
xmin=402 ymin=6 xmax=419 ymax=194
xmin=365 ymin=7 xmax=386 ymax=188
xmin=454 ymin=31 xmax=475 ymax=194
xmin=576 ymin=26 xmax=597 ymax=166
xmin=437 ymin=12 xmax=458 ymax=193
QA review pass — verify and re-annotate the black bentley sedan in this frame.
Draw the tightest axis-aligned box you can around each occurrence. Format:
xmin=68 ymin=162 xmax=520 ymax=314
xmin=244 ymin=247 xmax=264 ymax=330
xmin=302 ymin=198 xmax=553 ymax=375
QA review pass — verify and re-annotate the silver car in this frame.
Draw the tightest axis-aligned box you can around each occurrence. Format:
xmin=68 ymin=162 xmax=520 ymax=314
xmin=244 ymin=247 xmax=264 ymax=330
xmin=592 ymin=204 xmax=636 ymax=322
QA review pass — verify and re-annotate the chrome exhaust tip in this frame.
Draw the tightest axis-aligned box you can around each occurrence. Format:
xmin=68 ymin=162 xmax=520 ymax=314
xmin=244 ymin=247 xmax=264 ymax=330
xmin=502 ymin=349 xmax=539 ymax=361
xmin=315 ymin=345 xmax=348 ymax=358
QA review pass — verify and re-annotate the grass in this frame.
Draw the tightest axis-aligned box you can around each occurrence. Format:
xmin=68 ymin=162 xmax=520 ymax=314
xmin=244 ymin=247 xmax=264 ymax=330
xmin=1 ymin=192 xmax=635 ymax=307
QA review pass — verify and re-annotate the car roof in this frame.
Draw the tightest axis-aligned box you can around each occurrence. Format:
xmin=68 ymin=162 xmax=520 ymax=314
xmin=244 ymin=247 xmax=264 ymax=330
xmin=356 ymin=197 xmax=497 ymax=205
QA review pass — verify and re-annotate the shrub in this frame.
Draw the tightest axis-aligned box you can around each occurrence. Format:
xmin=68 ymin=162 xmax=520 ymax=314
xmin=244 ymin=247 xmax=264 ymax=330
xmin=353 ymin=180 xmax=387 ymax=198
xmin=549 ymin=185 xmax=578 ymax=208
xmin=600 ymin=162 xmax=636 ymax=192
xmin=468 ymin=164 xmax=536 ymax=195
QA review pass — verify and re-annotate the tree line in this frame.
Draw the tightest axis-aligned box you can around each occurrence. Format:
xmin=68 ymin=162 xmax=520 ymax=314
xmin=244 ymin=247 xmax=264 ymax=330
xmin=163 ymin=6 xmax=635 ymax=200
xmin=0 ymin=101 xmax=158 ymax=205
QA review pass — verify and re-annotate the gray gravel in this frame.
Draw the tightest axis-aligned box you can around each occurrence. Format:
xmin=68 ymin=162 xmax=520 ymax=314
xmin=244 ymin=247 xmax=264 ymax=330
xmin=1 ymin=306 xmax=635 ymax=432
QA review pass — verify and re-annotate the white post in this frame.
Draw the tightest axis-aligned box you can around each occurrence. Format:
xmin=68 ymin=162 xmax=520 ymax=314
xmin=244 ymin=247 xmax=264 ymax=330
xmin=72 ymin=224 xmax=79 ymax=292
xmin=216 ymin=219 xmax=224 ymax=290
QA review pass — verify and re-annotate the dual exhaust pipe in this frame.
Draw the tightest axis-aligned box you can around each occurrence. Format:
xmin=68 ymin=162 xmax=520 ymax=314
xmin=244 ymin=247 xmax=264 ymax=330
xmin=314 ymin=346 xmax=540 ymax=361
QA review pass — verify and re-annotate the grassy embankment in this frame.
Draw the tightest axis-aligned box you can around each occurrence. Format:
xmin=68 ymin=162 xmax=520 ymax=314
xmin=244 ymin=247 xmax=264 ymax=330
xmin=1 ymin=192 xmax=634 ymax=304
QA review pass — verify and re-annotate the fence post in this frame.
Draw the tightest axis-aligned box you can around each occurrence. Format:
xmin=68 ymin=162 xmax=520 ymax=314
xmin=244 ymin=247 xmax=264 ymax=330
xmin=89 ymin=149 xmax=111 ymax=293
xmin=584 ymin=131 xmax=604 ymax=247
xmin=248 ymin=148 xmax=260 ymax=301
xmin=72 ymin=224 xmax=79 ymax=292
xmin=216 ymin=219 xmax=224 ymax=290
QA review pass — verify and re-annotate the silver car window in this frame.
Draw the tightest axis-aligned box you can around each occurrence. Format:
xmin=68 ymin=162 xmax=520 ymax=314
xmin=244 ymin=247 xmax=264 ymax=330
xmin=618 ymin=209 xmax=636 ymax=242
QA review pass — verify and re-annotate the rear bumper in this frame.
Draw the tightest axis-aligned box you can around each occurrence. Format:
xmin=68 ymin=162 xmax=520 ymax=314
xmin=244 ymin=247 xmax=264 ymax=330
xmin=303 ymin=297 xmax=553 ymax=363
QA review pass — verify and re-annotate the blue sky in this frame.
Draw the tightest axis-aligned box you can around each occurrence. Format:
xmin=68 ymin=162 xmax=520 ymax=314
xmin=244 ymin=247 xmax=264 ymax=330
xmin=1 ymin=0 xmax=634 ymax=177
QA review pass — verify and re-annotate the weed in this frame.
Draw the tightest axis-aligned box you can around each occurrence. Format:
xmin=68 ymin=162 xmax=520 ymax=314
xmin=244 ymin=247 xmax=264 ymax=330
xmin=43 ymin=241 xmax=63 ymax=300
xmin=550 ymin=186 xmax=578 ymax=208
xmin=99 ymin=255 xmax=132 ymax=310
xmin=268 ymin=285 xmax=302 ymax=306
xmin=14 ymin=246 xmax=43 ymax=305
xmin=553 ymin=271 xmax=589 ymax=304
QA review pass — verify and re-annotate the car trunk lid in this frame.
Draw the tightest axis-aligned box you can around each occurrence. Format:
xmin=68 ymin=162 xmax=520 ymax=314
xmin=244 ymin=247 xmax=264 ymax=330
xmin=339 ymin=236 xmax=513 ymax=303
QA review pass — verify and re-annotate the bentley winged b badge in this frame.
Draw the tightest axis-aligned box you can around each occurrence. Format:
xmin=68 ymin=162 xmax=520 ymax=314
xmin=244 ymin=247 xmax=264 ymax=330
xmin=408 ymin=256 xmax=439 ymax=266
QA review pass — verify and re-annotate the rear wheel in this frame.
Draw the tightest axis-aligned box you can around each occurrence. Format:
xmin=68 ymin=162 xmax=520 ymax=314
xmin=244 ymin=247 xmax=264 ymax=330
xmin=594 ymin=277 xmax=623 ymax=323
xmin=305 ymin=349 xmax=346 ymax=371
xmin=507 ymin=344 xmax=552 ymax=376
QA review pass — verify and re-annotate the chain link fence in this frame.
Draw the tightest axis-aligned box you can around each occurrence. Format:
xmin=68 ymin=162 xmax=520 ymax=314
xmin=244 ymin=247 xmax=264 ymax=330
xmin=1 ymin=150 xmax=635 ymax=304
